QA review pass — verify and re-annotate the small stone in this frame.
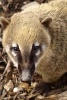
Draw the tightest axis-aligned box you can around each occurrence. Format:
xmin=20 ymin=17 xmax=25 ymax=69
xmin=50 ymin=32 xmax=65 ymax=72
xmin=13 ymin=87 xmax=21 ymax=93
xmin=4 ymin=80 xmax=14 ymax=92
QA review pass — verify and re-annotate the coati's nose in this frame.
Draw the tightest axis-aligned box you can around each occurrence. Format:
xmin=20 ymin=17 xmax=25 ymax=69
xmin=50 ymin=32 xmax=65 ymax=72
xmin=21 ymin=69 xmax=31 ymax=83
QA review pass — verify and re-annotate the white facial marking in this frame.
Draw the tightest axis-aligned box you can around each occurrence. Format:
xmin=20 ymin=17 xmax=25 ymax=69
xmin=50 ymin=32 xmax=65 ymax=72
xmin=42 ymin=44 xmax=46 ymax=51
xmin=19 ymin=45 xmax=23 ymax=55
xmin=35 ymin=62 xmax=39 ymax=68
xmin=14 ymin=62 xmax=18 ymax=68
xmin=35 ymin=49 xmax=40 ymax=56
xmin=35 ymin=42 xmax=39 ymax=46
xmin=5 ymin=44 xmax=18 ymax=68
xmin=11 ymin=50 xmax=17 ymax=57
xmin=12 ymin=43 xmax=17 ymax=47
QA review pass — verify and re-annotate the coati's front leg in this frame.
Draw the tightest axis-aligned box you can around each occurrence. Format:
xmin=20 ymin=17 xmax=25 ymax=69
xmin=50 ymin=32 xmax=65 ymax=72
xmin=31 ymin=81 xmax=53 ymax=95
xmin=31 ymin=73 xmax=67 ymax=95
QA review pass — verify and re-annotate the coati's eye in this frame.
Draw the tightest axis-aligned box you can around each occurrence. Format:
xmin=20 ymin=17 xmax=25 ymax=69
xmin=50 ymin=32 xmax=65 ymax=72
xmin=12 ymin=47 xmax=19 ymax=53
xmin=32 ymin=42 xmax=41 ymax=56
xmin=11 ymin=43 xmax=19 ymax=56
xmin=33 ymin=44 xmax=40 ymax=51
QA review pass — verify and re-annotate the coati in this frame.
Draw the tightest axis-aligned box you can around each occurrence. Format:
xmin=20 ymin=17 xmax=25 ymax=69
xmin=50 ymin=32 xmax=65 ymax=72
xmin=2 ymin=0 xmax=67 ymax=86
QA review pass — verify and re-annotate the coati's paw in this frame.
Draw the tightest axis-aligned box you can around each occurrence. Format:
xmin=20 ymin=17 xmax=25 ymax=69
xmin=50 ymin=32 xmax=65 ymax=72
xmin=31 ymin=82 xmax=52 ymax=95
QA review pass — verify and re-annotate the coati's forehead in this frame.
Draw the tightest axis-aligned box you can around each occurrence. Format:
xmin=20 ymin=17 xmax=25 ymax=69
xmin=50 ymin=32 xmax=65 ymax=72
xmin=13 ymin=26 xmax=46 ymax=48
xmin=8 ymin=12 xmax=48 ymax=44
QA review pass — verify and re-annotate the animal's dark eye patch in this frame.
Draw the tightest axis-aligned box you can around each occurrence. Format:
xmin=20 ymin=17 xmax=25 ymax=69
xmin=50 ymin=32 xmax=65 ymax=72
xmin=29 ymin=43 xmax=42 ymax=63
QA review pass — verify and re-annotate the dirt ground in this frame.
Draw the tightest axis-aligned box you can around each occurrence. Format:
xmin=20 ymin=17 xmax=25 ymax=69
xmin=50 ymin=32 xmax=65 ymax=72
xmin=0 ymin=0 xmax=67 ymax=100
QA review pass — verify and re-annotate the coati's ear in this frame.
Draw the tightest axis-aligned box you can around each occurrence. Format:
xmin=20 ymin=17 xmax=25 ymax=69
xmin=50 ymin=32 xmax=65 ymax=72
xmin=0 ymin=17 xmax=10 ymax=29
xmin=40 ymin=17 xmax=52 ymax=28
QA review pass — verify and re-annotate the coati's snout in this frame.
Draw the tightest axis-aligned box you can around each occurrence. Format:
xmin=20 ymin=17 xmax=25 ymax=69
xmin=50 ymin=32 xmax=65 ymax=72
xmin=18 ymin=63 xmax=35 ymax=82
xmin=18 ymin=50 xmax=35 ymax=82
xmin=10 ymin=43 xmax=36 ymax=82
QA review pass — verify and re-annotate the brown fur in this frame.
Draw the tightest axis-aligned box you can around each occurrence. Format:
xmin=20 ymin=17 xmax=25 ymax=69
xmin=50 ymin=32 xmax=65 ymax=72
xmin=2 ymin=0 xmax=67 ymax=83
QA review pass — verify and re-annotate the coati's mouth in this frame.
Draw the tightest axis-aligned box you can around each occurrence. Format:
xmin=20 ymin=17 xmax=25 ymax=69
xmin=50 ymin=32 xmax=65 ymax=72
xmin=18 ymin=63 xmax=35 ymax=83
